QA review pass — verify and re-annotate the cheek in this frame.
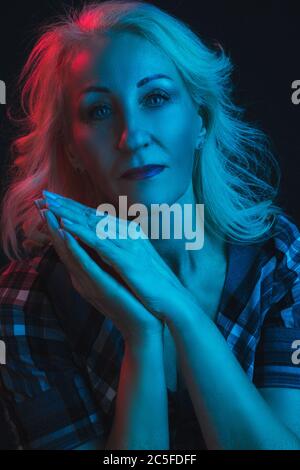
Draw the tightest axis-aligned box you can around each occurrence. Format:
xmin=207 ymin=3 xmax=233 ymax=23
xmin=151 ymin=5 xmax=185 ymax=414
xmin=71 ymin=122 xmax=111 ymax=175
xmin=171 ymin=123 xmax=196 ymax=174
xmin=162 ymin=108 xmax=196 ymax=167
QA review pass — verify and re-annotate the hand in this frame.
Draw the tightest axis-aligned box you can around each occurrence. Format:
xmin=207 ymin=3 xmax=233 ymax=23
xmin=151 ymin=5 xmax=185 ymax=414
xmin=37 ymin=191 xmax=191 ymax=323
xmin=39 ymin=205 xmax=164 ymax=346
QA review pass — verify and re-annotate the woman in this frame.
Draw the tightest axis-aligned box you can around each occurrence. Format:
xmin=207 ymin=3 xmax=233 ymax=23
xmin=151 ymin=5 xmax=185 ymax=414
xmin=0 ymin=0 xmax=300 ymax=450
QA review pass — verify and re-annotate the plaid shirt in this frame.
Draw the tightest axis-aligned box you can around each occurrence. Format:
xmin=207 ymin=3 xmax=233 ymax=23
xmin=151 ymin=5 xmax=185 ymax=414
xmin=0 ymin=213 xmax=299 ymax=450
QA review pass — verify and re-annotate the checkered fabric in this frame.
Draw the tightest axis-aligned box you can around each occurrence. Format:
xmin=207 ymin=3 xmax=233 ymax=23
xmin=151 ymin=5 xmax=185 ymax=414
xmin=0 ymin=213 xmax=299 ymax=449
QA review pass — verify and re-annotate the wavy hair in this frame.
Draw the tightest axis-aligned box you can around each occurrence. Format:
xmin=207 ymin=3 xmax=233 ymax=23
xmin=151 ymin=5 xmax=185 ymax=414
xmin=0 ymin=0 xmax=283 ymax=260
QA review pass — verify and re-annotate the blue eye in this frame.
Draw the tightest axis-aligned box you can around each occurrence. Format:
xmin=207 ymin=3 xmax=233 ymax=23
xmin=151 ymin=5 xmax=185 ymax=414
xmin=143 ymin=91 xmax=170 ymax=107
xmin=87 ymin=90 xmax=170 ymax=121
xmin=88 ymin=104 xmax=110 ymax=120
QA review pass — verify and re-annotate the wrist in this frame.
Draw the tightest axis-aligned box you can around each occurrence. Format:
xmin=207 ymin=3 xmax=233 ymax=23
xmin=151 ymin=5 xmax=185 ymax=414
xmin=164 ymin=288 xmax=203 ymax=331
xmin=125 ymin=327 xmax=164 ymax=355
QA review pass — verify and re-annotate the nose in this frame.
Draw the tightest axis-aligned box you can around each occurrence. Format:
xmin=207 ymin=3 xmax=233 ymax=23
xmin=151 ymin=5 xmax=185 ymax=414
xmin=117 ymin=120 xmax=151 ymax=154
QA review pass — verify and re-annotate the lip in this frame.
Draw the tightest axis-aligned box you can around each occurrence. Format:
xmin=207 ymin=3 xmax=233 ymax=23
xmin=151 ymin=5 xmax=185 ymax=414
xmin=120 ymin=164 xmax=167 ymax=180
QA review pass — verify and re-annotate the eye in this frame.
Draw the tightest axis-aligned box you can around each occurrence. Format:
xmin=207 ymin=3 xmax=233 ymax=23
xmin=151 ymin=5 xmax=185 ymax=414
xmin=85 ymin=90 xmax=171 ymax=121
xmin=143 ymin=90 xmax=170 ymax=107
xmin=87 ymin=104 xmax=111 ymax=120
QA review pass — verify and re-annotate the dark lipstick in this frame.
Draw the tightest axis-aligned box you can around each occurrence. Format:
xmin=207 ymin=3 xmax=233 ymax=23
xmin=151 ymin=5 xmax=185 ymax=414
xmin=121 ymin=164 xmax=166 ymax=180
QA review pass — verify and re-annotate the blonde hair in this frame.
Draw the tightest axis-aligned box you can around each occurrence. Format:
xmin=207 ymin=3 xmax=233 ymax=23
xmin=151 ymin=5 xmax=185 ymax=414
xmin=0 ymin=0 xmax=283 ymax=260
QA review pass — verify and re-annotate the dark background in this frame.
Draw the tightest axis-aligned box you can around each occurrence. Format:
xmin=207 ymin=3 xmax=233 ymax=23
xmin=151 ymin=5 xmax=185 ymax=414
xmin=0 ymin=0 xmax=299 ymax=268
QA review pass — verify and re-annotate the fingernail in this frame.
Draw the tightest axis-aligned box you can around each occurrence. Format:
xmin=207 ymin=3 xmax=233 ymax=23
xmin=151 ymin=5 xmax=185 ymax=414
xmin=46 ymin=198 xmax=61 ymax=208
xmin=43 ymin=190 xmax=58 ymax=200
xmin=61 ymin=217 xmax=73 ymax=226
xmin=44 ymin=209 xmax=60 ymax=230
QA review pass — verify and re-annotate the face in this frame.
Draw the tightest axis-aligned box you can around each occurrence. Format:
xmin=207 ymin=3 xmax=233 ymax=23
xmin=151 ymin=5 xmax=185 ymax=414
xmin=66 ymin=32 xmax=204 ymax=212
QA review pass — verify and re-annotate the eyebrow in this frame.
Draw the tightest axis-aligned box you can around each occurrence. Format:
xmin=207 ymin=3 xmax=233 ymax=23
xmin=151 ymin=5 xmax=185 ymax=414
xmin=80 ymin=74 xmax=173 ymax=95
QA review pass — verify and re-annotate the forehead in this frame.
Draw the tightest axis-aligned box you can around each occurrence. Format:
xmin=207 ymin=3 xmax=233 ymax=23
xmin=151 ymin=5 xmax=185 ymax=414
xmin=68 ymin=32 xmax=183 ymax=94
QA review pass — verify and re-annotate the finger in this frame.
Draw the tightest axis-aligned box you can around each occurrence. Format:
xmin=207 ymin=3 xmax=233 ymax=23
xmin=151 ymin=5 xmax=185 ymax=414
xmin=39 ymin=191 xmax=134 ymax=237
xmin=58 ymin=226 xmax=131 ymax=297
xmin=36 ymin=197 xmax=98 ymax=224
xmin=44 ymin=209 xmax=78 ymax=269
xmin=44 ymin=209 xmax=155 ymax=328
xmin=44 ymin=210 xmax=103 ymax=292
xmin=59 ymin=216 xmax=117 ymax=269
xmin=42 ymin=190 xmax=102 ymax=222
xmin=59 ymin=216 xmax=151 ymax=298
xmin=60 ymin=216 xmax=180 ymax=318
xmin=41 ymin=191 xmax=119 ymax=229
xmin=43 ymin=210 xmax=112 ymax=284
xmin=59 ymin=212 xmax=156 ymax=272
xmin=40 ymin=196 xmax=129 ymax=249
xmin=61 ymin=229 xmax=165 ymax=326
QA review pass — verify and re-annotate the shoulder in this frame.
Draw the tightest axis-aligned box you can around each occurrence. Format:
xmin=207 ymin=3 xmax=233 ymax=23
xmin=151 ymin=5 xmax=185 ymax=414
xmin=245 ymin=213 xmax=300 ymax=290
xmin=0 ymin=241 xmax=113 ymax=359
xmin=0 ymin=244 xmax=108 ymax=449
xmin=221 ymin=214 xmax=300 ymax=307
xmin=248 ymin=213 xmax=300 ymax=270
xmin=251 ymin=213 xmax=300 ymax=317
xmin=0 ymin=242 xmax=56 ymax=286
xmin=271 ymin=213 xmax=300 ymax=266
xmin=0 ymin=243 xmax=59 ymax=314
xmin=266 ymin=214 xmax=300 ymax=303
xmin=252 ymin=215 xmax=300 ymax=390
xmin=0 ymin=243 xmax=72 ymax=361
xmin=220 ymin=213 xmax=300 ymax=335
xmin=0 ymin=243 xmax=73 ymax=370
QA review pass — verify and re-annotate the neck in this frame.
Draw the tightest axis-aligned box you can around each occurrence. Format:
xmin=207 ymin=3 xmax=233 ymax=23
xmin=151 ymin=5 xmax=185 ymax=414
xmin=148 ymin=182 xmax=225 ymax=280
